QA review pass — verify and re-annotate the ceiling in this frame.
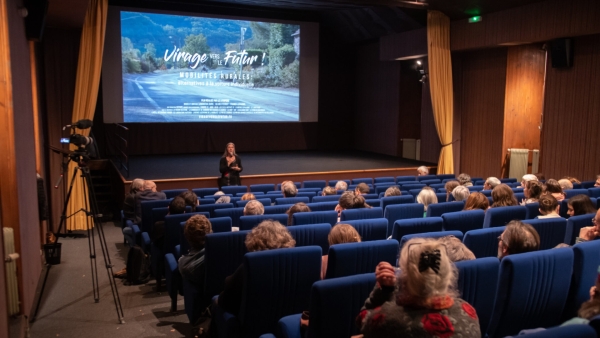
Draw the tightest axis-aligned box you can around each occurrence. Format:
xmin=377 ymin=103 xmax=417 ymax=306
xmin=45 ymin=0 xmax=548 ymax=43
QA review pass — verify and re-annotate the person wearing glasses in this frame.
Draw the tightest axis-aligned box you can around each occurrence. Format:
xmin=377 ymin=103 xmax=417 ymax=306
xmin=577 ymin=209 xmax=600 ymax=243
xmin=497 ymin=220 xmax=540 ymax=259
xmin=358 ymin=238 xmax=480 ymax=337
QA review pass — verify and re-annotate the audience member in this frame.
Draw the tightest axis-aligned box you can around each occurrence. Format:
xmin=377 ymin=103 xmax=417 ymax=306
xmin=483 ymin=177 xmax=501 ymax=191
xmin=178 ymin=215 xmax=212 ymax=286
xmin=354 ymin=183 xmax=370 ymax=195
xmin=335 ymin=180 xmax=348 ymax=191
xmin=417 ymin=166 xmax=429 ymax=176
xmin=558 ymin=178 xmax=573 ymax=190
xmin=217 ymin=220 xmax=295 ymax=316
xmin=497 ymin=220 xmax=540 ymax=259
xmin=566 ymin=176 xmax=581 ymax=185
xmin=444 ymin=180 xmax=459 ymax=202
xmin=577 ymin=209 xmax=600 ymax=243
xmin=123 ymin=178 xmax=144 ymax=221
xmin=438 ymin=235 xmax=476 ymax=262
xmin=521 ymin=174 xmax=539 ymax=188
xmin=534 ymin=173 xmax=546 ymax=181
xmin=286 ymin=202 xmax=311 ymax=226
xmin=457 ymin=173 xmax=473 ymax=187
xmin=384 ymin=186 xmax=401 ymax=197
xmin=567 ymin=195 xmax=597 ymax=217
xmin=133 ymin=180 xmax=167 ymax=224
xmin=358 ymin=238 xmax=480 ymax=338
xmin=463 ymin=192 xmax=489 ymax=211
xmin=595 ymin=175 xmax=600 ymax=187
xmin=243 ymin=200 xmax=264 ymax=216
xmin=491 ymin=184 xmax=518 ymax=207
xmin=416 ymin=188 xmax=437 ymax=216
xmin=152 ymin=196 xmax=186 ymax=246
xmin=544 ymin=179 xmax=566 ymax=201
xmin=536 ymin=194 xmax=561 ymax=219
xmin=521 ymin=180 xmax=543 ymax=205
xmin=281 ymin=180 xmax=298 ymax=197
xmin=240 ymin=193 xmax=255 ymax=201
xmin=179 ymin=190 xmax=199 ymax=212
xmin=321 ymin=224 xmax=361 ymax=279
xmin=215 ymin=195 xmax=231 ymax=204
xmin=322 ymin=186 xmax=337 ymax=196
xmin=451 ymin=185 xmax=470 ymax=202
xmin=335 ymin=191 xmax=370 ymax=218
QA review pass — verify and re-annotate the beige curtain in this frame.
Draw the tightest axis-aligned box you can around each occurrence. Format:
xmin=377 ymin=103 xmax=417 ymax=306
xmin=427 ymin=11 xmax=454 ymax=174
xmin=66 ymin=0 xmax=108 ymax=231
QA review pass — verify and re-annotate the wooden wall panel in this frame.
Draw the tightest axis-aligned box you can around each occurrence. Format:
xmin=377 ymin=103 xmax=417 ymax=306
xmin=353 ymin=42 xmax=401 ymax=156
xmin=380 ymin=28 xmax=427 ymax=61
xmin=397 ymin=60 xmax=423 ymax=157
xmin=540 ymin=34 xmax=600 ymax=180
xmin=454 ymin=48 xmax=508 ymax=177
xmin=501 ymin=44 xmax=546 ymax=175
xmin=451 ymin=0 xmax=600 ymax=51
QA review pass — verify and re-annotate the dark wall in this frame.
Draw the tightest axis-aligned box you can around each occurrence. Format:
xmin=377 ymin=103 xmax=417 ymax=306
xmin=540 ymin=34 xmax=600 ymax=180
xmin=453 ymin=48 xmax=507 ymax=177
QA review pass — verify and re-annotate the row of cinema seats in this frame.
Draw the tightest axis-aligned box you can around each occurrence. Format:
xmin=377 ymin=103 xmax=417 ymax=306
xmin=182 ymin=231 xmax=600 ymax=338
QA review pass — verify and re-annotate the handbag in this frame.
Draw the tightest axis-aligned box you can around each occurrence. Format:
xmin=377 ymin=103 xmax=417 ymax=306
xmin=192 ymin=306 xmax=213 ymax=338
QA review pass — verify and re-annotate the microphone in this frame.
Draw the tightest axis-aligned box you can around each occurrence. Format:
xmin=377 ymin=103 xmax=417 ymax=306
xmin=63 ymin=119 xmax=93 ymax=130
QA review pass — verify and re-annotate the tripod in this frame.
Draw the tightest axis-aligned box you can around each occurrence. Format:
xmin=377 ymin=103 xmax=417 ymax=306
xmin=32 ymin=158 xmax=125 ymax=323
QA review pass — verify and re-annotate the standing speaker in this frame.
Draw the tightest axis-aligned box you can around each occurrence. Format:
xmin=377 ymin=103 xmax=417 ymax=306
xmin=551 ymin=38 xmax=573 ymax=68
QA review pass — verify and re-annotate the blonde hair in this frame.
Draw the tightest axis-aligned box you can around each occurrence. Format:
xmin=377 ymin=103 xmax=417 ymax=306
xmin=322 ymin=186 xmax=337 ymax=196
xmin=416 ymin=189 xmax=438 ymax=211
xmin=384 ymin=186 xmax=401 ymax=197
xmin=241 ymin=193 xmax=256 ymax=201
xmin=335 ymin=181 xmax=348 ymax=191
xmin=243 ymin=200 xmax=264 ymax=215
xmin=328 ymin=224 xmax=361 ymax=245
xmin=398 ymin=238 xmax=458 ymax=305
xmin=245 ymin=220 xmax=296 ymax=252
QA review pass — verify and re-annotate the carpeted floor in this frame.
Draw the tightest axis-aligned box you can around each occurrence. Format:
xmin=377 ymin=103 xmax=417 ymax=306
xmin=29 ymin=222 xmax=192 ymax=338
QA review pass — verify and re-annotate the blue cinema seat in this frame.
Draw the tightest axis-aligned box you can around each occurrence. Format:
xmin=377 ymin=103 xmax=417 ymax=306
xmin=463 ymin=227 xmax=506 ymax=258
xmin=325 ymin=240 xmax=399 ymax=279
xmin=391 ymin=217 xmax=444 ymax=242
xmin=483 ymin=205 xmax=527 ymax=228
xmin=339 ymin=207 xmax=383 ymax=221
xmin=384 ymin=203 xmax=424 ymax=236
xmin=292 ymin=210 xmax=338 ymax=226
xmin=342 ymin=218 xmax=388 ymax=241
xmin=523 ymin=218 xmax=567 ymax=249
xmin=442 ymin=210 xmax=485 ymax=233
xmin=426 ymin=201 xmax=465 ymax=217
xmin=287 ymin=223 xmax=331 ymax=253
xmin=239 ymin=214 xmax=289 ymax=231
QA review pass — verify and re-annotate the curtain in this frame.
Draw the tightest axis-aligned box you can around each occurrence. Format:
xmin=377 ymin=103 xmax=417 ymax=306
xmin=66 ymin=0 xmax=108 ymax=231
xmin=427 ymin=11 xmax=454 ymax=174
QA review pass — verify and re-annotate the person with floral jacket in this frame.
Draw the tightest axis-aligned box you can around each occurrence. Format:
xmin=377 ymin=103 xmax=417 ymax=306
xmin=357 ymin=238 xmax=480 ymax=338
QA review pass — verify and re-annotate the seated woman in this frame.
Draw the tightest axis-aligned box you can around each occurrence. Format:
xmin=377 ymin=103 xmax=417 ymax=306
xmin=536 ymin=194 xmax=561 ymax=218
xmin=240 ymin=193 xmax=255 ymax=201
xmin=178 ymin=215 xmax=212 ymax=286
xmin=217 ymin=220 xmax=296 ymax=316
xmin=567 ymin=194 xmax=597 ymax=217
xmin=322 ymin=186 xmax=337 ymax=196
xmin=321 ymin=223 xmax=361 ymax=279
xmin=491 ymin=184 xmax=518 ymax=207
xmin=357 ymin=238 xmax=480 ymax=337
xmin=521 ymin=180 xmax=543 ymax=205
xmin=451 ymin=186 xmax=470 ymax=202
xmin=417 ymin=188 xmax=438 ymax=217
xmin=463 ymin=192 xmax=489 ymax=211
xmin=335 ymin=191 xmax=371 ymax=219
xmin=384 ymin=186 xmax=401 ymax=197
xmin=544 ymin=179 xmax=566 ymax=202
xmin=286 ymin=202 xmax=311 ymax=226
xmin=444 ymin=180 xmax=459 ymax=202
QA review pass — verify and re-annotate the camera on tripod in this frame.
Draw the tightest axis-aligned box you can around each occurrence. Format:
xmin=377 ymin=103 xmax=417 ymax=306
xmin=62 ymin=119 xmax=94 ymax=163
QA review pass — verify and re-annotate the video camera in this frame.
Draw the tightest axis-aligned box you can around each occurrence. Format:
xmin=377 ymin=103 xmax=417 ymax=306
xmin=61 ymin=119 xmax=94 ymax=163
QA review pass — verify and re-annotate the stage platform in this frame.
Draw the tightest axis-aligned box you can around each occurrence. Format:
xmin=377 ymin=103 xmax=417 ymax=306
xmin=115 ymin=150 xmax=436 ymax=190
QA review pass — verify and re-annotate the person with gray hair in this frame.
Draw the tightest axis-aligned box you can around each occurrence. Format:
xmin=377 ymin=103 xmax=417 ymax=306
xmin=558 ymin=178 xmax=573 ymax=190
xmin=384 ymin=186 xmax=401 ymax=197
xmin=123 ymin=178 xmax=144 ymax=221
xmin=133 ymin=180 xmax=166 ymax=224
xmin=457 ymin=173 xmax=473 ymax=187
xmin=521 ymin=174 xmax=538 ymax=188
xmin=335 ymin=180 xmax=348 ymax=191
xmin=281 ymin=180 xmax=298 ymax=197
xmin=452 ymin=185 xmax=471 ymax=202
xmin=417 ymin=166 xmax=429 ymax=176
xmin=483 ymin=177 xmax=501 ymax=190
xmin=243 ymin=200 xmax=264 ymax=215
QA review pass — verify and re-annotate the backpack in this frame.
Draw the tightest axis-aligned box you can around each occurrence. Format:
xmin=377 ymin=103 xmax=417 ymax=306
xmin=125 ymin=245 xmax=150 ymax=285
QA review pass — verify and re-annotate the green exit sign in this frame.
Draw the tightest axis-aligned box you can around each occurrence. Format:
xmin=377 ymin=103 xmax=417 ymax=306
xmin=469 ymin=16 xmax=482 ymax=23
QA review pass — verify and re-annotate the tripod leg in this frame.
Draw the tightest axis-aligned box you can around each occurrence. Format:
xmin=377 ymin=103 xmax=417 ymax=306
xmin=82 ymin=168 xmax=125 ymax=323
xmin=82 ymin=171 xmax=100 ymax=303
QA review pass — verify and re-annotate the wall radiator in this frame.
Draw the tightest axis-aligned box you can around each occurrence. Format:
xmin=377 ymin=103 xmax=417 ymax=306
xmin=3 ymin=227 xmax=20 ymax=316
xmin=402 ymin=139 xmax=421 ymax=161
